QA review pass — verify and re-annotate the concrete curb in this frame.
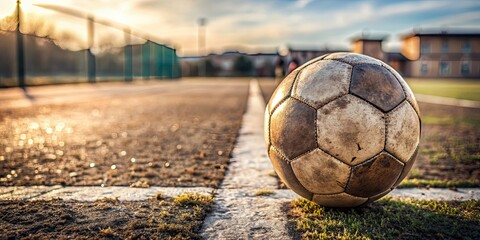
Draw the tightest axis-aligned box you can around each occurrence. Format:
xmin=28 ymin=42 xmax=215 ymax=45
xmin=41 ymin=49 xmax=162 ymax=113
xmin=200 ymin=79 xmax=292 ymax=239
xmin=0 ymin=186 xmax=214 ymax=201
xmin=0 ymin=186 xmax=478 ymax=202
xmin=416 ymin=94 xmax=480 ymax=108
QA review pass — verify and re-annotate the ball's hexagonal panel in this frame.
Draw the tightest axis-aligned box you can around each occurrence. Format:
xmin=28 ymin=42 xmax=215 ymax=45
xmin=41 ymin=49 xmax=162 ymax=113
xmin=386 ymin=102 xmax=420 ymax=162
xmin=291 ymin=149 xmax=351 ymax=194
xmin=393 ymin=147 xmax=419 ymax=187
xmin=267 ymin=70 xmax=299 ymax=114
xmin=350 ymin=64 xmax=406 ymax=112
xmin=264 ymin=108 xmax=271 ymax=148
xmin=382 ymin=63 xmax=420 ymax=114
xmin=345 ymin=153 xmax=404 ymax=198
xmin=324 ymin=52 xmax=383 ymax=66
xmin=268 ymin=146 xmax=313 ymax=200
xmin=292 ymin=60 xmax=352 ymax=108
xmin=312 ymin=192 xmax=367 ymax=208
xmin=271 ymin=98 xmax=317 ymax=159
xmin=317 ymin=95 xmax=385 ymax=165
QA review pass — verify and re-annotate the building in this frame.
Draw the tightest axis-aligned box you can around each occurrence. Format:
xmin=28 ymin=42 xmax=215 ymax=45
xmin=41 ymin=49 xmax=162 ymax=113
xmin=401 ymin=29 xmax=480 ymax=78
xmin=180 ymin=51 xmax=278 ymax=77
xmin=352 ymin=28 xmax=480 ymax=78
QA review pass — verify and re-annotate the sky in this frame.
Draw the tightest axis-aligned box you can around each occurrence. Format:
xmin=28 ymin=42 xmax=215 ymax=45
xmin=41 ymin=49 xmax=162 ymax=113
xmin=1 ymin=0 xmax=479 ymax=55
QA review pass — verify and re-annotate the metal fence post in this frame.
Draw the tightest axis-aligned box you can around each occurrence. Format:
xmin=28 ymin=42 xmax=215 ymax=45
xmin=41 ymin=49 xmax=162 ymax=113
xmin=16 ymin=0 xmax=25 ymax=88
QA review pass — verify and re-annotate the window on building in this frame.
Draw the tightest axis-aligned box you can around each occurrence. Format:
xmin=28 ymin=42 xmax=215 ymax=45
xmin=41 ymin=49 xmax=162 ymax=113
xmin=439 ymin=62 xmax=450 ymax=75
xmin=463 ymin=42 xmax=471 ymax=53
xmin=421 ymin=43 xmax=430 ymax=53
xmin=421 ymin=63 xmax=428 ymax=75
xmin=461 ymin=62 xmax=470 ymax=75
xmin=441 ymin=40 xmax=449 ymax=53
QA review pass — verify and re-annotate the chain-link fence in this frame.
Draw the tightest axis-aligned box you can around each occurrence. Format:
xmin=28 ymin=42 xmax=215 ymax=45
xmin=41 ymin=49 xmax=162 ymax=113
xmin=0 ymin=1 xmax=180 ymax=88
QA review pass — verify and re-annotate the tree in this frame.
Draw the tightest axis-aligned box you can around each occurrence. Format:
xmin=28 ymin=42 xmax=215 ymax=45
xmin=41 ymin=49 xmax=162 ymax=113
xmin=233 ymin=55 xmax=253 ymax=75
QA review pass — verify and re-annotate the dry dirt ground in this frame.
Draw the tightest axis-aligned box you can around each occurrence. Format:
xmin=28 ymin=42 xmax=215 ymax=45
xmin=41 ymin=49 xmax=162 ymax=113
xmin=0 ymin=193 xmax=213 ymax=239
xmin=258 ymin=79 xmax=480 ymax=184
xmin=0 ymin=79 xmax=249 ymax=187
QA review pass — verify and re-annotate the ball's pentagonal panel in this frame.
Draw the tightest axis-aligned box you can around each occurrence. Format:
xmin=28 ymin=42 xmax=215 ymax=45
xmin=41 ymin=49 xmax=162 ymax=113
xmin=386 ymin=102 xmax=420 ymax=162
xmin=345 ymin=153 xmax=404 ymax=197
xmin=269 ymin=146 xmax=313 ymax=200
xmin=350 ymin=64 xmax=406 ymax=112
xmin=383 ymin=64 xmax=420 ymax=114
xmin=324 ymin=52 xmax=383 ymax=66
xmin=264 ymin=108 xmax=271 ymax=148
xmin=291 ymin=149 xmax=350 ymax=194
xmin=312 ymin=192 xmax=367 ymax=208
xmin=393 ymin=147 xmax=419 ymax=187
xmin=292 ymin=60 xmax=352 ymax=108
xmin=267 ymin=70 xmax=298 ymax=114
xmin=271 ymin=98 xmax=317 ymax=159
xmin=317 ymin=95 xmax=385 ymax=165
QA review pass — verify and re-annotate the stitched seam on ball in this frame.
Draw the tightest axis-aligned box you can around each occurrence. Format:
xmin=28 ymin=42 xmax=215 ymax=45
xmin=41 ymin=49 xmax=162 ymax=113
xmin=384 ymin=110 xmax=388 ymax=156
xmin=312 ymin=190 xmax=345 ymax=195
xmin=351 ymin=151 xmax=383 ymax=168
xmin=389 ymin=150 xmax=411 ymax=189
xmin=385 ymin=151 xmax=405 ymax=166
xmin=349 ymin=91 xmax=389 ymax=113
xmin=270 ymin=145 xmax=292 ymax=164
xmin=405 ymin=99 xmax=422 ymax=129
xmin=384 ymin=63 xmax=408 ymax=98
xmin=344 ymin=167 xmax=353 ymax=193
xmin=287 ymin=70 xmax=300 ymax=96
xmin=383 ymin=100 xmax=410 ymax=154
xmin=315 ymin=93 xmax=349 ymax=110
xmin=271 ymin=145 xmax=315 ymax=199
xmin=269 ymin=97 xmax=290 ymax=117
xmin=314 ymin=104 xmax=319 ymax=149
xmin=291 ymin=57 xmax=324 ymax=96
xmin=383 ymin=64 xmax=421 ymax=116
xmin=348 ymin=64 xmax=356 ymax=94
xmin=289 ymin=95 xmax=317 ymax=109
xmin=289 ymin=147 xmax=318 ymax=163
xmin=315 ymin=144 xmax=349 ymax=167
xmin=329 ymin=58 xmax=354 ymax=67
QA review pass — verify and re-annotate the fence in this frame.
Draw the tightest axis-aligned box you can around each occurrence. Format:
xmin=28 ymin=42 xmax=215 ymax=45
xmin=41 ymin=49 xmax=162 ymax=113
xmin=0 ymin=1 xmax=180 ymax=88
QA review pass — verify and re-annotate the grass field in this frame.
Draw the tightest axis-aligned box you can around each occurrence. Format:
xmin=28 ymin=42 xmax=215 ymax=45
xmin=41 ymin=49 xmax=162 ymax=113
xmin=406 ymin=78 xmax=480 ymax=101
xmin=289 ymin=197 xmax=480 ymax=239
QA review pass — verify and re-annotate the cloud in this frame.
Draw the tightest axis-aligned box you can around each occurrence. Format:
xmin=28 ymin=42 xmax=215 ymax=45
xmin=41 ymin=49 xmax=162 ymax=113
xmin=294 ymin=0 xmax=312 ymax=9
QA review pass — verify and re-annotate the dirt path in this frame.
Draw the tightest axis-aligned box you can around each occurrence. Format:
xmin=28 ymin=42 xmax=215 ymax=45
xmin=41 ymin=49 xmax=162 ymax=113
xmin=0 ymin=79 xmax=249 ymax=187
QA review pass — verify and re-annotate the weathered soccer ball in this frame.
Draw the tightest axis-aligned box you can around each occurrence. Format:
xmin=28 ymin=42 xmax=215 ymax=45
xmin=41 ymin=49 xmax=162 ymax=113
xmin=264 ymin=53 xmax=420 ymax=207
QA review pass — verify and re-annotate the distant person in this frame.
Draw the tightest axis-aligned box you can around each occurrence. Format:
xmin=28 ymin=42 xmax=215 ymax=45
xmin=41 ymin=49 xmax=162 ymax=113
xmin=275 ymin=57 xmax=285 ymax=80
xmin=288 ymin=58 xmax=299 ymax=73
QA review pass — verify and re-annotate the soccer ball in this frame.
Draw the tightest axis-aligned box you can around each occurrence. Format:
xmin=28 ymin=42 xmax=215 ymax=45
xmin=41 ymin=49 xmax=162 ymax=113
xmin=264 ymin=53 xmax=420 ymax=207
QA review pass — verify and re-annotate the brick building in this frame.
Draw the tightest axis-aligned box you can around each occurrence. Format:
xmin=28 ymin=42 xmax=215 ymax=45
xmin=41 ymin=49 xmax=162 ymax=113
xmin=352 ymin=29 xmax=480 ymax=78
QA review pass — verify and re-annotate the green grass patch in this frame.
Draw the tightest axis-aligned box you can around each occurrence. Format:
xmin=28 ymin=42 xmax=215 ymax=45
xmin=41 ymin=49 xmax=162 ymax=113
xmin=406 ymin=78 xmax=480 ymax=101
xmin=289 ymin=197 xmax=480 ymax=239
xmin=398 ymin=178 xmax=480 ymax=188
xmin=173 ymin=192 xmax=214 ymax=206
xmin=255 ymin=189 xmax=275 ymax=196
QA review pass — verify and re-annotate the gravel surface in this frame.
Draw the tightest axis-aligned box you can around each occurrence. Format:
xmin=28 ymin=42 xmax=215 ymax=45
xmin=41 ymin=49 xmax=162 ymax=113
xmin=0 ymin=79 xmax=249 ymax=187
